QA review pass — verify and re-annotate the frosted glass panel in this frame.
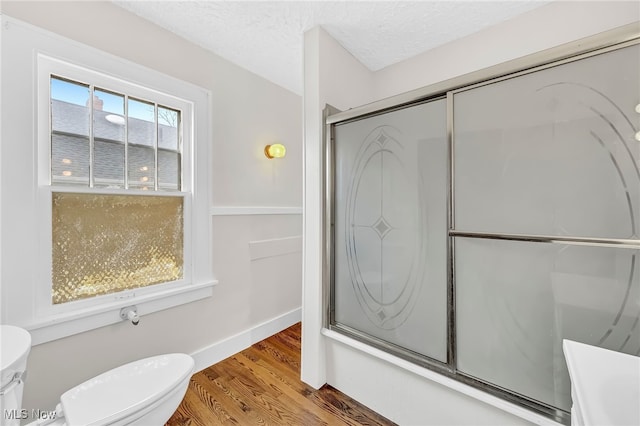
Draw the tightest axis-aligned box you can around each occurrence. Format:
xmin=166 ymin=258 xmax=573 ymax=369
xmin=52 ymin=192 xmax=183 ymax=304
xmin=333 ymin=100 xmax=448 ymax=361
xmin=456 ymin=238 xmax=640 ymax=411
xmin=454 ymin=45 xmax=640 ymax=239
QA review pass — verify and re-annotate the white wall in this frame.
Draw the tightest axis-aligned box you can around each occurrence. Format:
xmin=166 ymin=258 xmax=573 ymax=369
xmin=374 ymin=1 xmax=640 ymax=100
xmin=301 ymin=26 xmax=375 ymax=388
xmin=0 ymin=0 xmax=303 ymax=416
xmin=303 ymin=1 xmax=640 ymax=425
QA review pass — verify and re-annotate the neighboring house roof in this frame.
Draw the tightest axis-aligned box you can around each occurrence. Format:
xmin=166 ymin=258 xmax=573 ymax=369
xmin=52 ymin=99 xmax=179 ymax=151
xmin=51 ymin=100 xmax=180 ymax=189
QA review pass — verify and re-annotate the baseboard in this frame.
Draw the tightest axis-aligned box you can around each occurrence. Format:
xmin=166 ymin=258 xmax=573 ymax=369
xmin=191 ymin=307 xmax=302 ymax=372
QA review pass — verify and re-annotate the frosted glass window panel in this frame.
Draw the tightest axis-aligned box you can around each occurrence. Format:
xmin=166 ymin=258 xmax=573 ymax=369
xmin=52 ymin=192 xmax=184 ymax=304
xmin=454 ymin=45 xmax=640 ymax=239
xmin=333 ymin=99 xmax=448 ymax=362
xmin=455 ymin=237 xmax=640 ymax=412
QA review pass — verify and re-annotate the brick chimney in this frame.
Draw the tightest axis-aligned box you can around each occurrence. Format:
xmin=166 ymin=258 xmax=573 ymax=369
xmin=86 ymin=95 xmax=103 ymax=110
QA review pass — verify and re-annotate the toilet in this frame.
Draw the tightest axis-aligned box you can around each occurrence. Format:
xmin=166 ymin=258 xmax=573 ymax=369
xmin=1 ymin=325 xmax=193 ymax=426
xmin=1 ymin=325 xmax=31 ymax=426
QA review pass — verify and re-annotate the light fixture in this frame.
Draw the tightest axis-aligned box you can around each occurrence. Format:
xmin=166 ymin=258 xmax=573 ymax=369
xmin=264 ymin=143 xmax=286 ymax=159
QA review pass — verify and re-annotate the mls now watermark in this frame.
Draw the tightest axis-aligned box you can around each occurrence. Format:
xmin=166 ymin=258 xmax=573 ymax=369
xmin=4 ymin=408 xmax=57 ymax=421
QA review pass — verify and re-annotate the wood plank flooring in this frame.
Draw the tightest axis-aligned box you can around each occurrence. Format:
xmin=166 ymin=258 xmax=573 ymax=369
xmin=166 ymin=323 xmax=397 ymax=426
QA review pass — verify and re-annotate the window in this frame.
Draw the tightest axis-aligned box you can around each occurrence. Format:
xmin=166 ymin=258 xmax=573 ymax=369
xmin=41 ymin=57 xmax=196 ymax=308
xmin=48 ymin=74 xmax=187 ymax=304
xmin=51 ymin=192 xmax=184 ymax=304
xmin=0 ymin=15 xmax=214 ymax=344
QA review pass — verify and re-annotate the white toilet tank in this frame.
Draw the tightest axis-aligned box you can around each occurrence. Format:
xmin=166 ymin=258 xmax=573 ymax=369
xmin=0 ymin=325 xmax=32 ymax=426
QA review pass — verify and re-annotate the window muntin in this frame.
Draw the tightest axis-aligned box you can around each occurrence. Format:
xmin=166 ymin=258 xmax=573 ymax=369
xmin=50 ymin=76 xmax=182 ymax=191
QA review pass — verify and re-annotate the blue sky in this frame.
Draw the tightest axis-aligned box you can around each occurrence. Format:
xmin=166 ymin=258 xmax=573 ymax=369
xmin=51 ymin=77 xmax=176 ymax=126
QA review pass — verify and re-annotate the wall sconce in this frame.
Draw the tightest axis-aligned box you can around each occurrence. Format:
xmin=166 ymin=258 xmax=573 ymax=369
xmin=264 ymin=143 xmax=286 ymax=159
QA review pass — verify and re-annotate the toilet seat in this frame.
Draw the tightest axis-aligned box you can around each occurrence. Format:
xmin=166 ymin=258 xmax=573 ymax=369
xmin=59 ymin=353 xmax=193 ymax=426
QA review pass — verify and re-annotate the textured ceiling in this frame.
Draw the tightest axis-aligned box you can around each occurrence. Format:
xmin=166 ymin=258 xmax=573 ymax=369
xmin=113 ymin=1 xmax=551 ymax=95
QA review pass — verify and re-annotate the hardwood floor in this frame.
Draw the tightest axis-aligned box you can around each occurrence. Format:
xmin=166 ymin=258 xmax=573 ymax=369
xmin=166 ymin=323 xmax=397 ymax=426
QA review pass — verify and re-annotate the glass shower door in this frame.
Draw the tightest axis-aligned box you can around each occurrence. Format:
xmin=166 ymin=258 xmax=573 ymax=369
xmin=453 ymin=43 xmax=640 ymax=412
xmin=332 ymin=99 xmax=448 ymax=362
xmin=327 ymin=31 xmax=639 ymax=422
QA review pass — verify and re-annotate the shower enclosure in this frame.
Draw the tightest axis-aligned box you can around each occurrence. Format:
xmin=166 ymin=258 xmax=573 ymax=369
xmin=325 ymin=26 xmax=639 ymax=423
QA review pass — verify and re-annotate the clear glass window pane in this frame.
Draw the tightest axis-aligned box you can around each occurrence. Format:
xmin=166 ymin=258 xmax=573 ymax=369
xmin=158 ymin=106 xmax=179 ymax=148
xmin=333 ymin=100 xmax=448 ymax=362
xmin=158 ymin=150 xmax=181 ymax=191
xmin=52 ymin=192 xmax=184 ymax=304
xmin=94 ymin=89 xmax=125 ymax=188
xmin=51 ymin=77 xmax=90 ymax=185
xmin=158 ymin=106 xmax=181 ymax=191
xmin=455 ymin=237 xmax=640 ymax=412
xmin=128 ymin=146 xmax=155 ymax=190
xmin=50 ymin=78 xmax=183 ymax=192
xmin=128 ymin=98 xmax=155 ymax=189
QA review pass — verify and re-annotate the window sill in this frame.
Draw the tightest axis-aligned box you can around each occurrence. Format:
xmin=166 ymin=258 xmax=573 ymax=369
xmin=25 ymin=281 xmax=217 ymax=345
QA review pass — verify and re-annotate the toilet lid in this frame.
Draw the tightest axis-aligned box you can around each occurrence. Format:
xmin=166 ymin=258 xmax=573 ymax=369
xmin=60 ymin=353 xmax=193 ymax=426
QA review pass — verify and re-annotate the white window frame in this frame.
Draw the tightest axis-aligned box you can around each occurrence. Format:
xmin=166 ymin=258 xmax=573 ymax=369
xmin=38 ymin=56 xmax=195 ymax=314
xmin=0 ymin=16 xmax=215 ymax=345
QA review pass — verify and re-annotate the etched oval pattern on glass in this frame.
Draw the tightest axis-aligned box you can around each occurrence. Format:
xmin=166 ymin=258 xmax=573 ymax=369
xmin=344 ymin=126 xmax=427 ymax=330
